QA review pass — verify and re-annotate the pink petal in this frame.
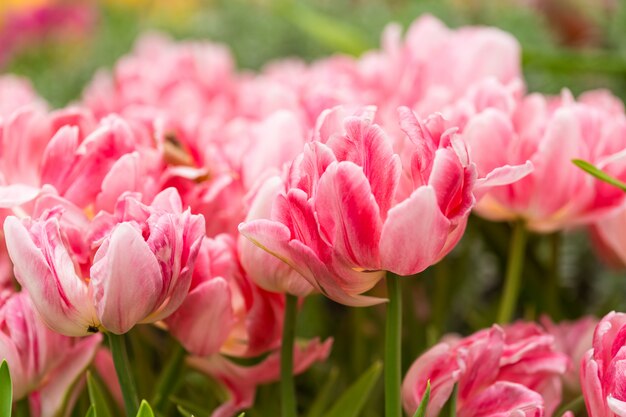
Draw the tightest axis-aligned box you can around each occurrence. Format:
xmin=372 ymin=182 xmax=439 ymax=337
xmin=34 ymin=335 xmax=102 ymax=417
xmin=0 ymin=184 xmax=41 ymax=208
xmin=4 ymin=216 xmax=97 ymax=336
xmin=315 ymin=161 xmax=382 ymax=269
xmin=380 ymin=186 xmax=451 ymax=276
xmin=90 ymin=222 xmax=162 ymax=334
xmin=40 ymin=125 xmax=79 ymax=189
xmin=166 ymin=278 xmax=235 ymax=356
xmin=458 ymin=381 xmax=543 ymax=417
xmin=427 ymin=148 xmax=474 ymax=219
xmin=188 ymin=338 xmax=332 ymax=417
xmin=474 ymin=161 xmax=534 ymax=200
xmin=239 ymin=177 xmax=313 ymax=296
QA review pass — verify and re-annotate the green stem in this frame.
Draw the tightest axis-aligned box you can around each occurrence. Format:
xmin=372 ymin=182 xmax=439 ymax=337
xmin=497 ymin=220 xmax=528 ymax=324
xmin=547 ymin=232 xmax=562 ymax=319
xmin=281 ymin=294 xmax=298 ymax=417
xmin=385 ymin=274 xmax=402 ymax=417
xmin=108 ymin=333 xmax=140 ymax=416
xmin=151 ymin=342 xmax=186 ymax=412
xmin=555 ymin=394 xmax=585 ymax=417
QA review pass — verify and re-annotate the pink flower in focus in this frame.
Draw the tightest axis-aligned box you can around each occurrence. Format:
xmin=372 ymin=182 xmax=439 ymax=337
xmin=239 ymin=106 xmax=530 ymax=305
xmin=4 ymin=188 xmax=205 ymax=335
xmin=402 ymin=322 xmax=568 ymax=417
xmin=465 ymin=89 xmax=626 ymax=232
xmin=581 ymin=311 xmax=626 ymax=417
xmin=0 ymin=292 xmax=101 ymax=417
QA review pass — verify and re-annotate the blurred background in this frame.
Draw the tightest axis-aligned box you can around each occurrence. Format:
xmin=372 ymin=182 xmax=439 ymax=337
xmin=3 ymin=1 xmax=626 ymax=416
xmin=3 ymin=0 xmax=626 ymax=107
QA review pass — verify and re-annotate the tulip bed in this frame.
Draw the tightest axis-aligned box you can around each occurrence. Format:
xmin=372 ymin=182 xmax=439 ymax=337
xmin=3 ymin=2 xmax=626 ymax=417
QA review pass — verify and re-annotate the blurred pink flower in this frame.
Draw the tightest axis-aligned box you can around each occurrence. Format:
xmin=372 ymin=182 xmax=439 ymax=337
xmin=0 ymin=291 xmax=101 ymax=417
xmin=188 ymin=338 xmax=332 ymax=417
xmin=402 ymin=322 xmax=568 ymax=417
xmin=541 ymin=315 xmax=597 ymax=393
xmin=581 ymin=311 xmax=626 ymax=417
xmin=166 ymin=234 xmax=285 ymax=358
xmin=465 ymin=89 xmax=626 ymax=232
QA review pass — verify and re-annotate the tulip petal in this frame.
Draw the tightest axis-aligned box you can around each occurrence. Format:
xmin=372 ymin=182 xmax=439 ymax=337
xmin=4 ymin=216 xmax=97 ymax=336
xmin=0 ymin=185 xmax=40 ymax=208
xmin=166 ymin=278 xmax=235 ymax=356
xmin=315 ymin=161 xmax=382 ymax=269
xmin=458 ymin=381 xmax=543 ymax=417
xmin=34 ymin=334 xmax=102 ymax=417
xmin=91 ymin=222 xmax=162 ymax=334
xmin=380 ymin=186 xmax=451 ymax=276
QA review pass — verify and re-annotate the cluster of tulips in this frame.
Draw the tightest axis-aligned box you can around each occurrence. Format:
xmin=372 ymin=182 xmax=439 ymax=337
xmin=3 ymin=12 xmax=626 ymax=417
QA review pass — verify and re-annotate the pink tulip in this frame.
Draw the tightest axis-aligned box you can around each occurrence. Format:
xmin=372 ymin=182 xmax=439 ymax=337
xmin=166 ymin=234 xmax=287 ymax=357
xmin=402 ymin=322 xmax=568 ymax=417
xmin=83 ymin=32 xmax=235 ymax=126
xmin=541 ymin=315 xmax=597 ymax=393
xmin=240 ymin=106 xmax=530 ymax=305
xmin=356 ymin=13 xmax=522 ymax=130
xmin=0 ymin=75 xmax=44 ymax=116
xmin=581 ymin=311 xmax=626 ymax=417
xmin=4 ymin=188 xmax=205 ymax=335
xmin=188 ymin=338 xmax=332 ymax=417
xmin=0 ymin=292 xmax=101 ymax=417
xmin=465 ymin=89 xmax=626 ymax=232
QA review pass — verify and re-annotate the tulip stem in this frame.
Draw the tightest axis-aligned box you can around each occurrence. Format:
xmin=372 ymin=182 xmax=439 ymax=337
xmin=281 ymin=294 xmax=298 ymax=417
xmin=385 ymin=274 xmax=402 ymax=417
xmin=497 ymin=220 xmax=528 ymax=324
xmin=108 ymin=333 xmax=140 ymax=416
xmin=151 ymin=342 xmax=186 ymax=412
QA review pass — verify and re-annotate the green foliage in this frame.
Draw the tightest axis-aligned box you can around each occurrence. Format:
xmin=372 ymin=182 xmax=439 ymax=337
xmin=0 ymin=360 xmax=12 ymax=417
xmin=87 ymin=372 xmax=115 ymax=417
xmin=136 ymin=400 xmax=155 ymax=417
xmin=324 ymin=361 xmax=382 ymax=417
xmin=412 ymin=381 xmax=430 ymax=417
xmin=573 ymin=159 xmax=626 ymax=192
xmin=177 ymin=405 xmax=195 ymax=417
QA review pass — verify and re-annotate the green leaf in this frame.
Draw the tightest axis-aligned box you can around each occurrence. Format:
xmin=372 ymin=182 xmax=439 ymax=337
xmin=412 ymin=380 xmax=431 ymax=417
xmin=85 ymin=405 xmax=95 ymax=417
xmin=305 ymin=367 xmax=339 ymax=417
xmin=324 ymin=361 xmax=382 ymax=417
xmin=271 ymin=1 xmax=371 ymax=55
xmin=572 ymin=159 xmax=626 ymax=192
xmin=0 ymin=360 xmax=12 ymax=417
xmin=86 ymin=371 xmax=114 ymax=417
xmin=236 ymin=414 xmax=246 ymax=417
xmin=135 ymin=400 xmax=155 ymax=417
xmin=176 ymin=405 xmax=195 ymax=417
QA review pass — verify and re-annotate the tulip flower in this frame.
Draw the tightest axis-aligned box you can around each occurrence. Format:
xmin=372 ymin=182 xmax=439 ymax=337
xmin=4 ymin=188 xmax=205 ymax=335
xmin=0 ymin=292 xmax=101 ymax=417
xmin=402 ymin=322 xmax=568 ymax=417
xmin=581 ymin=311 xmax=626 ymax=417
xmin=166 ymin=234 xmax=285 ymax=357
xmin=240 ymin=106 xmax=530 ymax=306
xmin=188 ymin=338 xmax=332 ymax=417
xmin=465 ymin=89 xmax=626 ymax=232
